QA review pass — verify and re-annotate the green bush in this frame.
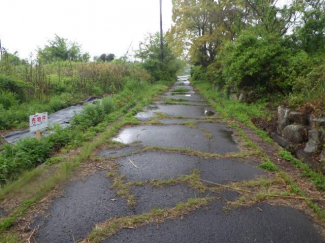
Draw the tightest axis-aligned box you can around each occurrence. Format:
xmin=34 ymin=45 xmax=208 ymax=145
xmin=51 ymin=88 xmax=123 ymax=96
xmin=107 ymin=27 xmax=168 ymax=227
xmin=72 ymin=103 xmax=105 ymax=128
xmin=288 ymin=62 xmax=325 ymax=111
xmin=0 ymin=138 xmax=53 ymax=182
xmin=47 ymin=125 xmax=73 ymax=150
xmin=191 ymin=65 xmax=207 ymax=81
xmin=0 ymin=90 xmax=18 ymax=109
xmin=71 ymin=96 xmax=116 ymax=129
xmin=102 ymin=97 xmax=115 ymax=114
xmin=0 ymin=74 xmax=30 ymax=101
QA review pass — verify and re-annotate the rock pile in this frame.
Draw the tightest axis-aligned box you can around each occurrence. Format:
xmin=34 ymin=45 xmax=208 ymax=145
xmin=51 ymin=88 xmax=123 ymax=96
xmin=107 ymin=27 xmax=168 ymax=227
xmin=276 ymin=106 xmax=325 ymax=170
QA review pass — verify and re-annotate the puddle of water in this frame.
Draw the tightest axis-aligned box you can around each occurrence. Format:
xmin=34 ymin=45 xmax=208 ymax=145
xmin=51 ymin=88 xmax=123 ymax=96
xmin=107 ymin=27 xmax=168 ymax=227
xmin=146 ymin=105 xmax=159 ymax=110
xmin=219 ymin=130 xmax=236 ymax=144
xmin=204 ymin=110 xmax=215 ymax=116
xmin=135 ymin=111 xmax=156 ymax=121
xmin=112 ymin=129 xmax=140 ymax=144
xmin=183 ymin=81 xmax=190 ymax=85
xmin=112 ymin=124 xmax=238 ymax=154
xmin=98 ymin=146 xmax=143 ymax=158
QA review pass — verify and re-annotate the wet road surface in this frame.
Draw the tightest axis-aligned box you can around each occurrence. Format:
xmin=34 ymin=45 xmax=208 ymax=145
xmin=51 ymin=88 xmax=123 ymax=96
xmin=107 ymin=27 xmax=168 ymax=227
xmin=32 ymin=76 xmax=325 ymax=243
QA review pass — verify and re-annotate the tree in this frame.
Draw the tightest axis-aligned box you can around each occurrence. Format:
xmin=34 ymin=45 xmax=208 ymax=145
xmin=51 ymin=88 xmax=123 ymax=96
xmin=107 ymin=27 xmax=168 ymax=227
xmin=169 ymin=0 xmax=302 ymax=67
xmin=97 ymin=53 xmax=115 ymax=62
xmin=38 ymin=35 xmax=90 ymax=63
xmin=169 ymin=0 xmax=247 ymax=66
xmin=136 ymin=33 xmax=182 ymax=81
xmin=295 ymin=0 xmax=325 ymax=54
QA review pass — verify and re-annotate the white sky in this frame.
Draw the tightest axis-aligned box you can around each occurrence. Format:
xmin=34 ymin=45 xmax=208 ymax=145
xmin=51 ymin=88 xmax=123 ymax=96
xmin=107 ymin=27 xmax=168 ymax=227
xmin=0 ymin=0 xmax=173 ymax=59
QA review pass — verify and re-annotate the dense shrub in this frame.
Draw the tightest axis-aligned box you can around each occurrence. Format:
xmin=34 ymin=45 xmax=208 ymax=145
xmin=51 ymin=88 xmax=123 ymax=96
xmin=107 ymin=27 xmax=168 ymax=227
xmin=0 ymin=138 xmax=53 ymax=182
xmin=72 ymin=96 xmax=116 ymax=129
xmin=0 ymin=74 xmax=30 ymax=101
xmin=47 ymin=125 xmax=73 ymax=150
xmin=201 ymin=30 xmax=320 ymax=103
xmin=0 ymin=90 xmax=18 ymax=109
xmin=191 ymin=65 xmax=207 ymax=82
xmin=220 ymin=32 xmax=293 ymax=95
xmin=288 ymin=62 xmax=325 ymax=111
xmin=102 ymin=97 xmax=115 ymax=114
xmin=136 ymin=33 xmax=182 ymax=82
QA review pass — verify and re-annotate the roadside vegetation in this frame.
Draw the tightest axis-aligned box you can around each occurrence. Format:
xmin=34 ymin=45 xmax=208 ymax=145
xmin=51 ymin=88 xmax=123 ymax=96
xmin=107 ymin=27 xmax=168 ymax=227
xmin=169 ymin=0 xmax=325 ymax=114
xmin=0 ymin=33 xmax=181 ymax=185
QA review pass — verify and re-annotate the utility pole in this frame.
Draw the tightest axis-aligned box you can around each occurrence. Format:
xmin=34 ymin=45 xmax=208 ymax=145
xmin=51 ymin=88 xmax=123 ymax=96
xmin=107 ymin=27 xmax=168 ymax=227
xmin=160 ymin=0 xmax=164 ymax=61
xmin=0 ymin=39 xmax=2 ymax=61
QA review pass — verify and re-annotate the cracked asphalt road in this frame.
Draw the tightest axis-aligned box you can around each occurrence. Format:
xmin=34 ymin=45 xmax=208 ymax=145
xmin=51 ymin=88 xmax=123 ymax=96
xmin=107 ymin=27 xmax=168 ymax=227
xmin=33 ymin=76 xmax=325 ymax=243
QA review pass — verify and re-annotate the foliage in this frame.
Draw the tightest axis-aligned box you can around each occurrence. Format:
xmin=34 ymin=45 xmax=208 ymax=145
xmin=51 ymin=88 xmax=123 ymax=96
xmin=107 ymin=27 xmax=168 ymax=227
xmin=288 ymin=62 xmax=325 ymax=111
xmin=171 ymin=0 xmax=325 ymax=109
xmin=0 ymin=77 xmax=167 ymax=185
xmin=38 ymin=34 xmax=90 ymax=63
xmin=0 ymin=91 xmax=17 ymax=110
xmin=0 ymin=59 xmax=151 ymax=130
xmin=169 ymin=0 xmax=300 ymax=66
xmin=0 ymin=93 xmax=79 ymax=130
xmin=96 ymin=53 xmax=115 ymax=62
xmin=0 ymin=138 xmax=52 ymax=182
xmin=72 ymin=103 xmax=106 ymax=128
xmin=0 ymin=74 xmax=30 ymax=101
xmin=216 ymin=31 xmax=314 ymax=98
xmin=295 ymin=2 xmax=325 ymax=54
xmin=136 ymin=33 xmax=182 ymax=82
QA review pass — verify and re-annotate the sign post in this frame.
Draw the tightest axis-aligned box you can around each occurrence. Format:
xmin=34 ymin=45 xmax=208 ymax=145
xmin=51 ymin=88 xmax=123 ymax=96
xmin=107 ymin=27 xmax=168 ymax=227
xmin=29 ymin=112 xmax=48 ymax=140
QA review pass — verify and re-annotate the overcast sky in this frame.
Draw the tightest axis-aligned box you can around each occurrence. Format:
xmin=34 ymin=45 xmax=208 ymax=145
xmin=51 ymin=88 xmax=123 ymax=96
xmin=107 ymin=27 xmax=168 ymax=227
xmin=0 ymin=0 xmax=173 ymax=59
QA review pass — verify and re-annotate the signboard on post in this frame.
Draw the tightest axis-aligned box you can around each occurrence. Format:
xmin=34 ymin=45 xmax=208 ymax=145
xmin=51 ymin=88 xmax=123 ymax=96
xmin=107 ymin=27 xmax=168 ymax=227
xmin=29 ymin=113 xmax=48 ymax=140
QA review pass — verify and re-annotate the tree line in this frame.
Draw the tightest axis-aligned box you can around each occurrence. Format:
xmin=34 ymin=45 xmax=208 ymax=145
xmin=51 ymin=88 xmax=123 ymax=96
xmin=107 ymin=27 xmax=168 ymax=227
xmin=168 ymin=0 xmax=325 ymax=110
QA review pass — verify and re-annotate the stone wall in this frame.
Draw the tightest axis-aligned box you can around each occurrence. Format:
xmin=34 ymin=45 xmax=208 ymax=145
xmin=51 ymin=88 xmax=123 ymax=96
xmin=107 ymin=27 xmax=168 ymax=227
xmin=276 ymin=106 xmax=325 ymax=171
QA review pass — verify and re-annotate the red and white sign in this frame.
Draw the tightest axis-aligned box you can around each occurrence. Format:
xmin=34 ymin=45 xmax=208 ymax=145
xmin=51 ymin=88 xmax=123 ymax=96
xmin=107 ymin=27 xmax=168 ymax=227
xmin=29 ymin=112 xmax=48 ymax=132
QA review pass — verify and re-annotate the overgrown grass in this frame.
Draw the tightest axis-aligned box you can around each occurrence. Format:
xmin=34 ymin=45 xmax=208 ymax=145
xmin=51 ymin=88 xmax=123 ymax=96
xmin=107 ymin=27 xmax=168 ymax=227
xmin=0 ymin=61 xmax=152 ymax=131
xmin=0 ymin=81 xmax=168 ymax=234
xmin=194 ymin=82 xmax=270 ymax=128
xmin=195 ymin=80 xmax=325 ymax=190
xmin=259 ymin=161 xmax=279 ymax=171
xmin=280 ymin=150 xmax=325 ymax=191
xmin=0 ymin=93 xmax=83 ymax=130
xmin=194 ymin=80 xmax=325 ymax=222
xmin=0 ymin=80 xmax=166 ymax=184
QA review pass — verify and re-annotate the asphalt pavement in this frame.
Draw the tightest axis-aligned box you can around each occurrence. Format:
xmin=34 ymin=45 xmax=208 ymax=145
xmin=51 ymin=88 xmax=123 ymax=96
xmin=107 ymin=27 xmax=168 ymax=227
xmin=32 ymin=76 xmax=325 ymax=243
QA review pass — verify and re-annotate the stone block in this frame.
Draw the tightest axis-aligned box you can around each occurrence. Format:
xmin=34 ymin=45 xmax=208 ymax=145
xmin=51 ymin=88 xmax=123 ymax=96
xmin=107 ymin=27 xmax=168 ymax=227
xmin=320 ymin=150 xmax=325 ymax=163
xmin=311 ymin=118 xmax=325 ymax=130
xmin=287 ymin=111 xmax=309 ymax=125
xmin=304 ymin=130 xmax=323 ymax=153
xmin=283 ymin=124 xmax=307 ymax=144
xmin=278 ymin=106 xmax=290 ymax=133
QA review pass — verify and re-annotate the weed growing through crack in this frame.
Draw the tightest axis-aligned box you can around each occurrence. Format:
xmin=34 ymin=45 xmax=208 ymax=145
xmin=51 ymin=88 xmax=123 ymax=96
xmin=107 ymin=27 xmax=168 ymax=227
xmin=166 ymin=98 xmax=188 ymax=102
xmin=81 ymin=197 xmax=212 ymax=243
xmin=259 ymin=161 xmax=279 ymax=171
xmin=0 ymin=83 xmax=169 ymax=234
xmin=172 ymin=88 xmax=188 ymax=94
xmin=108 ymin=169 xmax=136 ymax=207
xmin=195 ymin=82 xmax=325 ymax=223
